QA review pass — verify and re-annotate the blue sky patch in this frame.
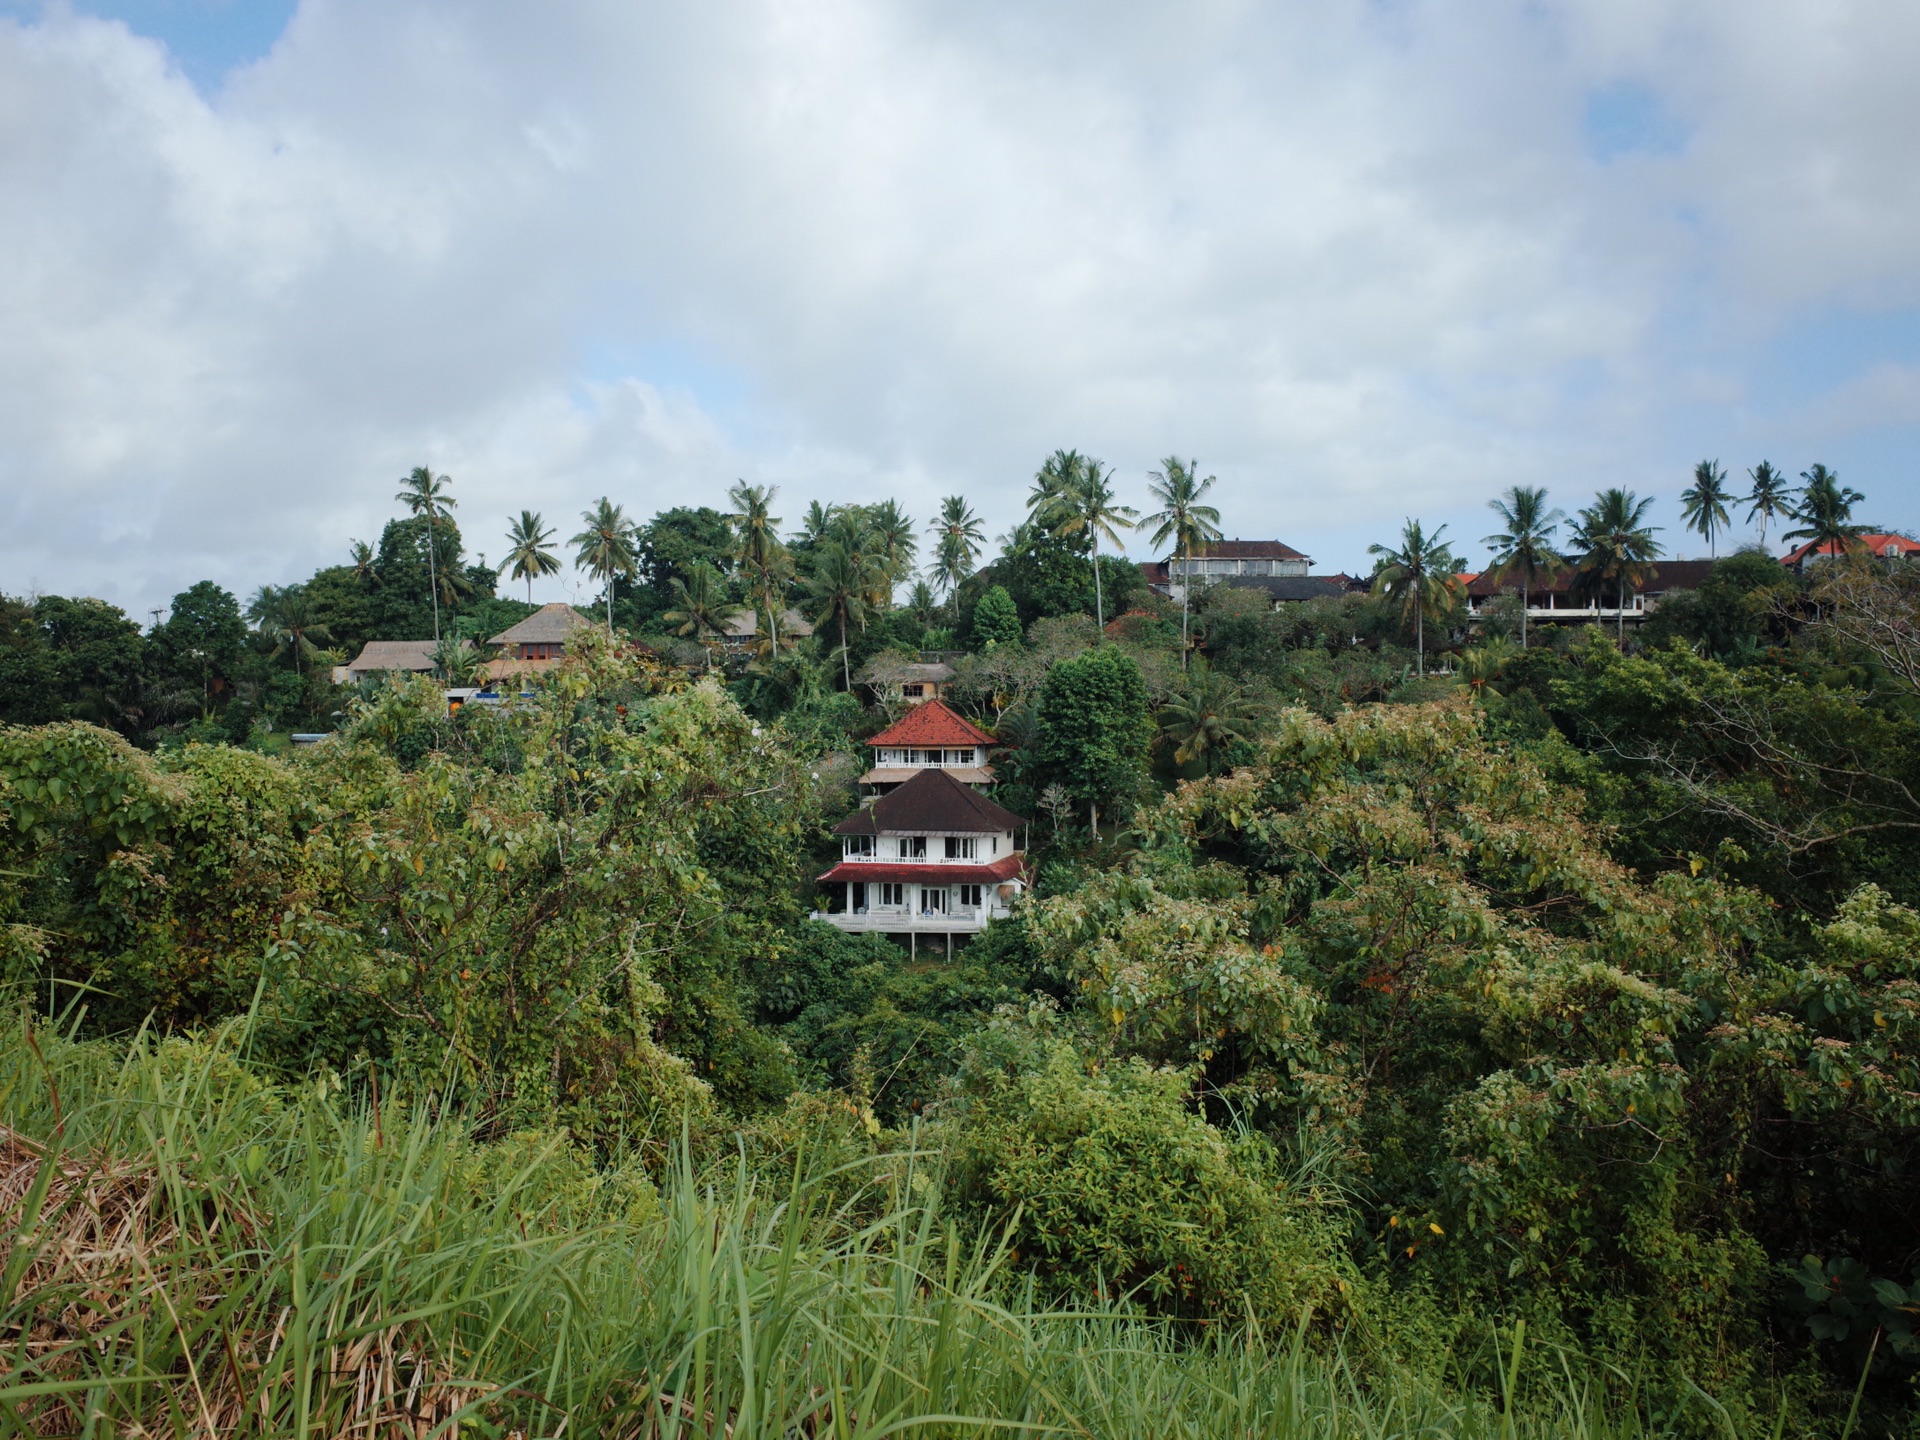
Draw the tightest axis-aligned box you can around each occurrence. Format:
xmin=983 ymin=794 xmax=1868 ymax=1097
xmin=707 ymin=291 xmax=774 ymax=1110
xmin=1583 ymin=81 xmax=1688 ymax=161
xmin=3 ymin=0 xmax=300 ymax=92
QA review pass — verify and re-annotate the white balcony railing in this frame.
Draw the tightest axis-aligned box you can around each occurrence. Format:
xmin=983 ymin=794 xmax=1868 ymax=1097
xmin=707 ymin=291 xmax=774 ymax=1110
xmin=810 ymin=905 xmax=1009 ymax=933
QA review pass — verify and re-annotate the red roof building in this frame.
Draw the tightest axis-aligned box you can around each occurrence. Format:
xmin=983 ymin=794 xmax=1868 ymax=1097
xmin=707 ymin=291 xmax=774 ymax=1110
xmin=1782 ymin=533 xmax=1920 ymax=568
xmin=813 ymin=767 xmax=1027 ymax=943
xmin=861 ymin=699 xmax=996 ymax=790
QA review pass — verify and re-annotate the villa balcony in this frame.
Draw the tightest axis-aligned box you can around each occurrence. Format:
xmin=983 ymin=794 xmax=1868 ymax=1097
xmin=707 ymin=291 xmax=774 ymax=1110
xmin=809 ymin=905 xmax=1010 ymax=935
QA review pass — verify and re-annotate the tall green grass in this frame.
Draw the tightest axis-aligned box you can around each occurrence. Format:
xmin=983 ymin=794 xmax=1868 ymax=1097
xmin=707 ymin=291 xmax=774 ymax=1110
xmin=0 ymin=1022 xmax=1775 ymax=1438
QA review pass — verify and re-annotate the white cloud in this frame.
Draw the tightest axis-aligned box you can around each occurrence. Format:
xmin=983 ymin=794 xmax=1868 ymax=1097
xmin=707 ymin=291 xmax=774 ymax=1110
xmin=3 ymin=0 xmax=1920 ymax=614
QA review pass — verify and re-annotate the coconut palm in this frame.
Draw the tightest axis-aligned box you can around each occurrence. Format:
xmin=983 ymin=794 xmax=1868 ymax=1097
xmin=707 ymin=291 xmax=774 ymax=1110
xmin=1139 ymin=457 xmax=1224 ymax=670
xmin=793 ymin=499 xmax=836 ymax=552
xmin=501 ymin=510 xmax=560 ymax=603
xmin=247 ymin=585 xmax=334 ymax=676
xmin=662 ymin=561 xmax=742 ymax=670
xmin=929 ymin=495 xmax=986 ymax=617
xmin=348 ymin=539 xmax=380 ymax=588
xmin=1568 ymin=488 xmax=1662 ymax=643
xmin=431 ymin=635 xmax=488 ymax=686
xmin=570 ymin=497 xmax=640 ymax=633
xmin=729 ymin=481 xmax=789 ymax=646
xmin=1783 ymin=464 xmax=1867 ymax=560
xmin=803 ymin=521 xmax=885 ymax=691
xmin=1157 ymin=659 xmax=1259 ymax=773
xmin=1680 ymin=460 xmax=1734 ymax=558
xmin=907 ymin=579 xmax=941 ymax=627
xmin=1035 ymin=451 xmax=1138 ymax=631
xmin=1369 ymin=519 xmax=1464 ymax=677
xmin=396 ymin=466 xmax=456 ymax=644
xmin=1746 ymin=461 xmax=1791 ymax=548
xmin=1482 ymin=486 xmax=1564 ymax=649
xmin=1459 ymin=636 xmax=1516 ymax=698
xmin=868 ymin=500 xmax=919 ymax=602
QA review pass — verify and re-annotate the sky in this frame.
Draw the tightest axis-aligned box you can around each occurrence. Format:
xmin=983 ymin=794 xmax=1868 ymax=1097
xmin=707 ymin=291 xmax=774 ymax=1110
xmin=3 ymin=0 xmax=1919 ymax=618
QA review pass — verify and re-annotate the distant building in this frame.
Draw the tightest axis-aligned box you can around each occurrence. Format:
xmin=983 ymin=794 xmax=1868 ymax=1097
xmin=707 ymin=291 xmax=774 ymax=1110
xmin=484 ymin=603 xmax=591 ymax=682
xmin=720 ymin=608 xmax=816 ymax=645
xmin=1463 ymin=559 xmax=1727 ymax=625
xmin=859 ymin=698 xmax=995 ymax=791
xmin=1148 ymin=540 xmax=1354 ymax=609
xmin=343 ymin=640 xmax=437 ymax=679
xmin=1781 ymin=533 xmax=1920 ymax=569
xmin=812 ymin=767 xmax=1026 ymax=943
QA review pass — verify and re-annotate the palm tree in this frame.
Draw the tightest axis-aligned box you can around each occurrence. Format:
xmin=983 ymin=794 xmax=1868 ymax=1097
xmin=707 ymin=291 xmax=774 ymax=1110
xmin=431 ymin=635 xmax=488 ymax=686
xmin=1369 ymin=519 xmax=1463 ymax=676
xmin=1679 ymin=460 xmax=1734 ymax=558
xmin=929 ymin=495 xmax=986 ymax=618
xmin=1783 ymin=464 xmax=1867 ymax=561
xmin=1036 ymin=451 xmax=1138 ymax=631
xmin=396 ymin=467 xmax=456 ymax=644
xmin=1459 ymin=637 xmax=1516 ymax=698
xmin=1157 ymin=660 xmax=1259 ymax=773
xmin=348 ymin=539 xmax=380 ymax=588
xmin=907 ymin=578 xmax=940 ymax=626
xmin=570 ymin=497 xmax=640 ymax=633
xmin=662 ymin=561 xmax=742 ymax=670
xmin=1139 ymin=457 xmax=1224 ymax=670
xmin=1746 ymin=461 xmax=1791 ymax=549
xmin=729 ymin=481 xmax=788 ymax=646
xmin=868 ymin=500 xmax=919 ymax=593
xmin=247 ymin=585 xmax=334 ymax=675
xmin=501 ymin=510 xmax=560 ymax=602
xmin=1483 ymin=486 xmax=1564 ymax=649
xmin=1568 ymin=488 xmax=1662 ymax=643
xmin=804 ymin=523 xmax=884 ymax=691
xmin=793 ymin=499 xmax=836 ymax=551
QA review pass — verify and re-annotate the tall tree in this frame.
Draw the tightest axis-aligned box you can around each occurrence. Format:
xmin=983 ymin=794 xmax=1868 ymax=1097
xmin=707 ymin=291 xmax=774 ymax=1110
xmin=1568 ymin=488 xmax=1662 ymax=643
xmin=1139 ymin=457 xmax=1223 ymax=669
xmin=395 ymin=467 xmax=455 ymax=644
xmin=1483 ymin=486 xmax=1564 ymax=649
xmin=662 ymin=561 xmax=742 ymax=670
xmin=500 ymin=510 xmax=560 ymax=603
xmin=729 ymin=482 xmax=789 ymax=647
xmin=570 ymin=497 xmax=640 ymax=634
xmin=247 ymin=585 xmax=334 ymax=676
xmin=1369 ymin=519 xmax=1463 ymax=676
xmin=867 ymin=500 xmax=919 ymax=607
xmin=1746 ymin=461 xmax=1791 ymax=549
xmin=1783 ymin=464 xmax=1868 ymax=560
xmin=1680 ymin=460 xmax=1734 ymax=558
xmin=803 ymin=521 xmax=884 ymax=691
xmin=348 ymin=539 xmax=380 ymax=588
xmin=929 ymin=495 xmax=986 ymax=618
xmin=1035 ymin=451 xmax=1137 ymax=631
xmin=1035 ymin=645 xmax=1153 ymax=838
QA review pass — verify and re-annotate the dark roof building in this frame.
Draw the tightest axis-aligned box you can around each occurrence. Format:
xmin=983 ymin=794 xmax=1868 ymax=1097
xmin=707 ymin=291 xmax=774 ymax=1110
xmin=833 ymin=767 xmax=1020 ymax=837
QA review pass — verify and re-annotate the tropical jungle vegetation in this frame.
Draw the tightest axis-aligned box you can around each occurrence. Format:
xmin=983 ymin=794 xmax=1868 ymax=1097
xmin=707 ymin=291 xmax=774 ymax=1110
xmin=3 ymin=454 xmax=1917 ymax=1437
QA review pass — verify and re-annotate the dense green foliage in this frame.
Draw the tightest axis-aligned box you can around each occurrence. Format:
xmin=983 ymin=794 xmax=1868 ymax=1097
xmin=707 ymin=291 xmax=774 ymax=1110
xmin=8 ymin=454 xmax=1920 ymax=1434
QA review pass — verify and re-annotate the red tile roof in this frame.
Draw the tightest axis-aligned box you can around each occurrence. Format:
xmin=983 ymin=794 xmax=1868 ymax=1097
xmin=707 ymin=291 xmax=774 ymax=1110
xmin=817 ymin=854 xmax=1026 ymax=885
xmin=866 ymin=698 xmax=994 ymax=749
xmin=1782 ymin=533 xmax=1920 ymax=565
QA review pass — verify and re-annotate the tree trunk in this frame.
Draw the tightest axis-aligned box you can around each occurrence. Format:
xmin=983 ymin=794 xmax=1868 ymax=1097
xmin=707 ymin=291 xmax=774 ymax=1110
xmin=1179 ymin=544 xmax=1190 ymax=670
xmin=1089 ymin=800 xmax=1099 ymax=840
xmin=1416 ymin=594 xmax=1424 ymax=677
xmin=1520 ymin=573 xmax=1529 ymax=649
xmin=426 ymin=514 xmax=441 ymax=644
xmin=1092 ymin=534 xmax=1104 ymax=633
xmin=840 ymin=612 xmax=851 ymax=690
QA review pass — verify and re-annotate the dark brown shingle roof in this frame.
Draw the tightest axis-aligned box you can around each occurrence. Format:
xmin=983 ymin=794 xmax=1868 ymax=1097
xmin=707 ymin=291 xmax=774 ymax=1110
xmin=1185 ymin=539 xmax=1309 ymax=561
xmin=833 ymin=767 xmax=1022 ymax=835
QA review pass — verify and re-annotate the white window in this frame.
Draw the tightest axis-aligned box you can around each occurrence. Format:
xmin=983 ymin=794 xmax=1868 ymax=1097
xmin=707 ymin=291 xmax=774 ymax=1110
xmin=958 ymin=884 xmax=983 ymax=908
xmin=920 ymin=887 xmax=947 ymax=914
xmin=944 ymin=836 xmax=977 ymax=860
xmin=845 ymin=835 xmax=875 ymax=858
xmin=896 ymin=836 xmax=926 ymax=859
xmin=879 ymin=882 xmax=905 ymax=908
xmin=945 ymin=748 xmax=975 ymax=766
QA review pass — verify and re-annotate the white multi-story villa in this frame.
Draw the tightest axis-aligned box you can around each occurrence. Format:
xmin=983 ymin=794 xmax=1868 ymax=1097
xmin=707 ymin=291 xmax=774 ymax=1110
xmin=813 ymin=769 xmax=1026 ymax=945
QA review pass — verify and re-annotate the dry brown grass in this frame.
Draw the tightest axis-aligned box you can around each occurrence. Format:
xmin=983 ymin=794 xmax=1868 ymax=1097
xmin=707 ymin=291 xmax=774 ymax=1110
xmin=1 ymin=1125 xmax=479 ymax=1439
